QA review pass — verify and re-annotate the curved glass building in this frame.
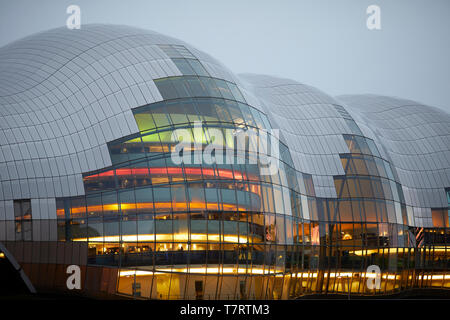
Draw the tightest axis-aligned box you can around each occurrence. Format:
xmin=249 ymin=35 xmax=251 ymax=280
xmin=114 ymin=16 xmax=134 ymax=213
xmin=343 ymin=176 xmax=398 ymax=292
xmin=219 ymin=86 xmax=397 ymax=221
xmin=0 ymin=25 xmax=449 ymax=299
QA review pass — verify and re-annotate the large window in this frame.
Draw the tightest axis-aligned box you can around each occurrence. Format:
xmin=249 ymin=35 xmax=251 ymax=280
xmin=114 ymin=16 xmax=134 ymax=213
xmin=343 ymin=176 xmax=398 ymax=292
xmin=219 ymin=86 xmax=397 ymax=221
xmin=13 ymin=199 xmax=32 ymax=240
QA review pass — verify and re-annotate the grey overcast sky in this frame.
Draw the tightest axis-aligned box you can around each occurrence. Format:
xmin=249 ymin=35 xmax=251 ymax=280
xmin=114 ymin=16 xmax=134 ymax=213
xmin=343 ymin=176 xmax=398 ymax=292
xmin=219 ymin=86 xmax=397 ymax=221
xmin=0 ymin=0 xmax=449 ymax=112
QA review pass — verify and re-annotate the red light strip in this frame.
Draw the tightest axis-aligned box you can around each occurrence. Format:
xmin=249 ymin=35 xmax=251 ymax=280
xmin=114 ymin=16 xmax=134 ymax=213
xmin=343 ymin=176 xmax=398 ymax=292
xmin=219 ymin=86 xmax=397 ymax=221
xmin=86 ymin=167 xmax=253 ymax=181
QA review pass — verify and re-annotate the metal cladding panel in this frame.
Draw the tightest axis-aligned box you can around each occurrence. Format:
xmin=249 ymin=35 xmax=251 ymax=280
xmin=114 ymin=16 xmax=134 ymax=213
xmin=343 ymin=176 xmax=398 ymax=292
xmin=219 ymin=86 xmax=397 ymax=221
xmin=239 ymin=73 xmax=350 ymax=179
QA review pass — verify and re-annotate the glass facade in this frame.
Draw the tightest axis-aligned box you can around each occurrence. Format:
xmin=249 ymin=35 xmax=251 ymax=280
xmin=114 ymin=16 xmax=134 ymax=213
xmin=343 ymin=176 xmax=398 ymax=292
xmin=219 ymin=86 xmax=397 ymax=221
xmin=47 ymin=74 xmax=450 ymax=299
xmin=0 ymin=32 xmax=448 ymax=300
xmin=55 ymin=75 xmax=308 ymax=299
